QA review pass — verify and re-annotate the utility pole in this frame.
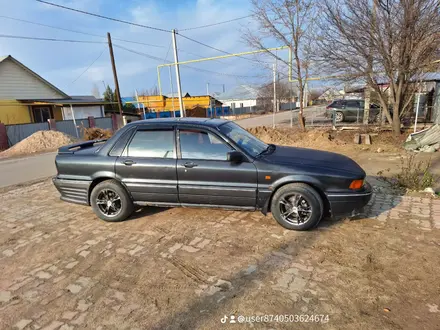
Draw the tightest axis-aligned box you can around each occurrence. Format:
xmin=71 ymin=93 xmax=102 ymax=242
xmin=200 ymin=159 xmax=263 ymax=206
xmin=273 ymin=62 xmax=277 ymax=128
xmin=364 ymin=0 xmax=377 ymax=124
xmin=169 ymin=66 xmax=175 ymax=117
xmin=107 ymin=32 xmax=123 ymax=117
xmin=207 ymin=83 xmax=213 ymax=118
xmin=290 ymin=81 xmax=293 ymax=128
xmin=172 ymin=29 xmax=185 ymax=117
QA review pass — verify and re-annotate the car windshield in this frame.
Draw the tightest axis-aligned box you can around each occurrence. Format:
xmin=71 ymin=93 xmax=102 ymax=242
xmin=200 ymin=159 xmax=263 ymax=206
xmin=218 ymin=121 xmax=268 ymax=157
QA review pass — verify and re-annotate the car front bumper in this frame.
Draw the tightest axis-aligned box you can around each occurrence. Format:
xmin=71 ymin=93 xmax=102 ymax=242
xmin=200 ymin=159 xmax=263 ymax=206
xmin=325 ymin=182 xmax=373 ymax=217
xmin=53 ymin=177 xmax=92 ymax=205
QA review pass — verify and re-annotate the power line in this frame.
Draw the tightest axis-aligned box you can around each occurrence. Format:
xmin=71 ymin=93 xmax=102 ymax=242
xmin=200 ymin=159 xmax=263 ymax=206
xmin=176 ymin=32 xmax=272 ymax=65
xmin=71 ymin=49 xmax=106 ymax=84
xmin=36 ymin=0 xmax=170 ymax=33
xmin=0 ymin=15 xmax=166 ymax=48
xmin=0 ymin=34 xmax=105 ymax=43
xmin=179 ymin=15 xmax=253 ymax=31
xmin=114 ymin=44 xmax=264 ymax=79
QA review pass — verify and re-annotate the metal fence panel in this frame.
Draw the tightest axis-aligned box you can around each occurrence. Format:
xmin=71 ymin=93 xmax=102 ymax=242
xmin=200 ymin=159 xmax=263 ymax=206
xmin=56 ymin=119 xmax=89 ymax=138
xmin=5 ymin=122 xmax=49 ymax=147
xmin=95 ymin=117 xmax=113 ymax=130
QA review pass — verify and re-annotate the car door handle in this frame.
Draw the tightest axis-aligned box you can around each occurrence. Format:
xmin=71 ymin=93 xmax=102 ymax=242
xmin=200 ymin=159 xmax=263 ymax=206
xmin=183 ymin=162 xmax=198 ymax=168
xmin=123 ymin=159 xmax=136 ymax=166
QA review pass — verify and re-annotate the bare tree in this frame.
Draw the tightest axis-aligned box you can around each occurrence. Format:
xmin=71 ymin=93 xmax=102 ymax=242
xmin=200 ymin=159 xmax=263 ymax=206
xmin=244 ymin=0 xmax=317 ymax=130
xmin=91 ymin=84 xmax=100 ymax=99
xmin=139 ymin=86 xmax=160 ymax=97
xmin=257 ymin=80 xmax=296 ymax=112
xmin=317 ymin=0 xmax=440 ymax=135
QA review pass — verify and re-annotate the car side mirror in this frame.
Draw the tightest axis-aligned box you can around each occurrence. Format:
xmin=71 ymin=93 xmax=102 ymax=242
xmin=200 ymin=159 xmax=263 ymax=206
xmin=227 ymin=151 xmax=245 ymax=163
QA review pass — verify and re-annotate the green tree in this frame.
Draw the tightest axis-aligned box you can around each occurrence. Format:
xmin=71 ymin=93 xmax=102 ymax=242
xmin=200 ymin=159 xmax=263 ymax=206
xmin=103 ymin=85 xmax=115 ymax=111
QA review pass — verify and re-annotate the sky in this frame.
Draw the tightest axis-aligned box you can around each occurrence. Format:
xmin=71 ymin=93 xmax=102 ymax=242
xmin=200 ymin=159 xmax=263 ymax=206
xmin=0 ymin=0 xmax=284 ymax=98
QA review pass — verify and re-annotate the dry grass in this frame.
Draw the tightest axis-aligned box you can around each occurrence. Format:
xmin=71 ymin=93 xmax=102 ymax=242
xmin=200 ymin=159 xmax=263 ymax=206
xmin=82 ymin=127 xmax=113 ymax=141
xmin=394 ymin=154 xmax=437 ymax=191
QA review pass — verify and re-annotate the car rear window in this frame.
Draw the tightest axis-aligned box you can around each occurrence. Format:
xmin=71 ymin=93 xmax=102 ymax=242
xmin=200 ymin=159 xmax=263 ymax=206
xmin=329 ymin=100 xmax=344 ymax=108
xmin=127 ymin=130 xmax=174 ymax=158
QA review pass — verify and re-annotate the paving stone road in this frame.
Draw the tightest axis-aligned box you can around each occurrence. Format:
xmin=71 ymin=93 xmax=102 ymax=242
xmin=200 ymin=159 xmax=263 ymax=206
xmin=0 ymin=179 xmax=439 ymax=329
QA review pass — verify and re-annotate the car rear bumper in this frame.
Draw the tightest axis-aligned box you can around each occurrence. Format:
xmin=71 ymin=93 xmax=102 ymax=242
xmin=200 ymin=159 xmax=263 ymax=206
xmin=52 ymin=177 xmax=91 ymax=205
xmin=325 ymin=182 xmax=373 ymax=217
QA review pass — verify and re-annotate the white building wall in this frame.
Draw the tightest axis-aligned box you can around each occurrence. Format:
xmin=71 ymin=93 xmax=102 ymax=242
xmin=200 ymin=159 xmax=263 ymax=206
xmin=62 ymin=106 xmax=103 ymax=120
xmin=0 ymin=59 xmax=65 ymax=99
xmin=220 ymin=99 xmax=257 ymax=108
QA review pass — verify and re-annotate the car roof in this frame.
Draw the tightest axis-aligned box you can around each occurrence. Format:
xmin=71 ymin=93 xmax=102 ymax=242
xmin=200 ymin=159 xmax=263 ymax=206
xmin=126 ymin=117 xmax=229 ymax=128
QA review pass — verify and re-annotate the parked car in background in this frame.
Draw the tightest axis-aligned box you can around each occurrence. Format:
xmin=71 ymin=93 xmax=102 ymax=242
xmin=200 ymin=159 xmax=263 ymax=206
xmin=326 ymin=99 xmax=381 ymax=123
xmin=53 ymin=118 xmax=372 ymax=231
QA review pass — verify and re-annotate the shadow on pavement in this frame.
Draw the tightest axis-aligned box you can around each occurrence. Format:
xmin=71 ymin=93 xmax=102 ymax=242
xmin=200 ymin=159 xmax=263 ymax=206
xmin=150 ymin=175 xmax=403 ymax=329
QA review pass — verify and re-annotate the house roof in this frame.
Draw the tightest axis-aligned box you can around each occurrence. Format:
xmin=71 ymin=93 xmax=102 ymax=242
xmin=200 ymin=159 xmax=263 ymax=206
xmin=17 ymin=96 xmax=105 ymax=106
xmin=0 ymin=55 xmax=69 ymax=98
xmin=216 ymin=85 xmax=259 ymax=101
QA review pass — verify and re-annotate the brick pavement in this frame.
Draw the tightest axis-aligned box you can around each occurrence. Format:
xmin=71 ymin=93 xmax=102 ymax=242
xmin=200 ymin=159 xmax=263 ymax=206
xmin=0 ymin=180 xmax=439 ymax=329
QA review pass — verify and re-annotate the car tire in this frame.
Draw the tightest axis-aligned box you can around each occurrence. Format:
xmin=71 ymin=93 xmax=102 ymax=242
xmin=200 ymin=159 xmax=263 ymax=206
xmin=270 ymin=183 xmax=324 ymax=231
xmin=335 ymin=111 xmax=344 ymax=123
xmin=90 ymin=180 xmax=134 ymax=222
xmin=373 ymin=113 xmax=381 ymax=123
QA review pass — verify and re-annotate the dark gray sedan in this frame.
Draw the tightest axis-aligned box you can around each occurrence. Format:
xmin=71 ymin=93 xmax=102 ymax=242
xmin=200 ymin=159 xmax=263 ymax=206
xmin=53 ymin=118 xmax=372 ymax=231
xmin=326 ymin=99 xmax=381 ymax=123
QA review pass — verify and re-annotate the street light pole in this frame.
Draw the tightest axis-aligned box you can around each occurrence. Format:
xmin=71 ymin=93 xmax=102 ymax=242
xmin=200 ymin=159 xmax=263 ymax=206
xmin=172 ymin=29 xmax=185 ymax=117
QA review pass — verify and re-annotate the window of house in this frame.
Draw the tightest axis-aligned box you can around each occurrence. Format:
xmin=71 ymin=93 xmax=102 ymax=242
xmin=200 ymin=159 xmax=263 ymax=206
xmin=32 ymin=107 xmax=53 ymax=123
xmin=179 ymin=129 xmax=232 ymax=161
xmin=127 ymin=130 xmax=174 ymax=158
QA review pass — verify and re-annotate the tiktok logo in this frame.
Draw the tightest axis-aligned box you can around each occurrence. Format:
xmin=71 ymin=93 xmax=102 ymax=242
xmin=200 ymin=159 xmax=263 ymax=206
xmin=221 ymin=315 xmax=228 ymax=323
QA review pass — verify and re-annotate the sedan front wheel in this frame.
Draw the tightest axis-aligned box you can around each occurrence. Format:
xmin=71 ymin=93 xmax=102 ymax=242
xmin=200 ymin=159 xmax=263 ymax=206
xmin=270 ymin=183 xmax=324 ymax=230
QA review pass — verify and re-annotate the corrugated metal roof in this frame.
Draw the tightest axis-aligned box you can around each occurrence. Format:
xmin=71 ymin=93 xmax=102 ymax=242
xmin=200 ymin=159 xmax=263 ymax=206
xmin=216 ymin=85 xmax=258 ymax=101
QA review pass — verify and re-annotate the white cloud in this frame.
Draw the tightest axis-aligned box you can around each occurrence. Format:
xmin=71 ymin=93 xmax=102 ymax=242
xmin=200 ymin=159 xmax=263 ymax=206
xmin=0 ymin=0 xmax=271 ymax=97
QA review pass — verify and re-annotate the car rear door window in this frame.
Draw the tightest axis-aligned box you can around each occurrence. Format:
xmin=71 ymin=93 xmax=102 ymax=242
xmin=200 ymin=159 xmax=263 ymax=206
xmin=179 ymin=129 xmax=232 ymax=161
xmin=127 ymin=130 xmax=174 ymax=158
xmin=346 ymin=100 xmax=360 ymax=108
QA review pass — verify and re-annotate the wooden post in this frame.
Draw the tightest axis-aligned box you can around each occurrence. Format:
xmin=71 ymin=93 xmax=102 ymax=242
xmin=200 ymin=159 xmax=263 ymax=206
xmin=48 ymin=119 xmax=57 ymax=131
xmin=0 ymin=123 xmax=8 ymax=150
xmin=88 ymin=116 xmax=96 ymax=128
xmin=111 ymin=113 xmax=118 ymax=131
xmin=107 ymin=32 xmax=123 ymax=117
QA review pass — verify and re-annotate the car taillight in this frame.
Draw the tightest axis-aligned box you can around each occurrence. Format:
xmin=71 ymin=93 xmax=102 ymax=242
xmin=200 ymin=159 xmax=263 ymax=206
xmin=349 ymin=179 xmax=364 ymax=190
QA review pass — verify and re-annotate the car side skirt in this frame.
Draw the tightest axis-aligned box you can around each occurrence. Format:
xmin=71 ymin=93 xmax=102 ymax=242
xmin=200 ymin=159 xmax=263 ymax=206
xmin=134 ymin=201 xmax=255 ymax=211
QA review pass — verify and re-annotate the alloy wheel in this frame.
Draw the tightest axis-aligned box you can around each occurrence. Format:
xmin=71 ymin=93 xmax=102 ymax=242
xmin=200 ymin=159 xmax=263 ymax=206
xmin=335 ymin=112 xmax=343 ymax=122
xmin=96 ymin=189 xmax=122 ymax=217
xmin=278 ymin=194 xmax=312 ymax=225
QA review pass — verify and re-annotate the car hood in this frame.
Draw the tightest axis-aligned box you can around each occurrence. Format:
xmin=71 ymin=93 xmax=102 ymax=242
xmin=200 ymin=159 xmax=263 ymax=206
xmin=261 ymin=145 xmax=365 ymax=176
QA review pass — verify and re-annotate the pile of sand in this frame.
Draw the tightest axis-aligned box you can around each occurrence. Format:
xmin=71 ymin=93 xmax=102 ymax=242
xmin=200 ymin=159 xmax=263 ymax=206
xmin=248 ymin=126 xmax=403 ymax=153
xmin=1 ymin=130 xmax=77 ymax=157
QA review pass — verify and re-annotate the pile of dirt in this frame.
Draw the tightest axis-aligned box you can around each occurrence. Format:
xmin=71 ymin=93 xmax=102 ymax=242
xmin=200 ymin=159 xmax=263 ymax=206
xmin=248 ymin=126 xmax=403 ymax=153
xmin=0 ymin=130 xmax=77 ymax=157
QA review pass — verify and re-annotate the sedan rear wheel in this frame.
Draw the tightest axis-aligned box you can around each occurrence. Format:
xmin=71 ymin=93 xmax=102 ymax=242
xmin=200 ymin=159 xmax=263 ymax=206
xmin=271 ymin=183 xmax=324 ymax=230
xmin=91 ymin=180 xmax=134 ymax=222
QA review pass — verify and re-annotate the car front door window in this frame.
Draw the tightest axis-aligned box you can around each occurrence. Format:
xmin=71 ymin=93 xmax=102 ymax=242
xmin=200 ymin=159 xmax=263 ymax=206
xmin=179 ymin=129 xmax=232 ymax=161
